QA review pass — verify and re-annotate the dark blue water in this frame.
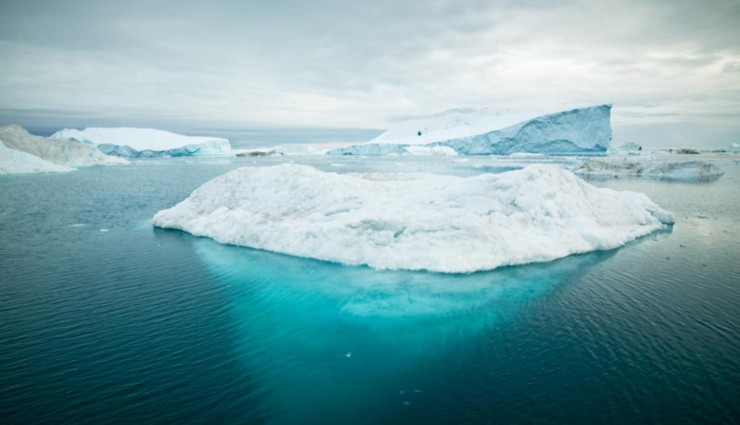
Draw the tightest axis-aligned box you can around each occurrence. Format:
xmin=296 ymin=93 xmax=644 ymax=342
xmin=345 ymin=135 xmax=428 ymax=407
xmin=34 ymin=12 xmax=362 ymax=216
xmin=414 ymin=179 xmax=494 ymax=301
xmin=1 ymin=157 xmax=739 ymax=424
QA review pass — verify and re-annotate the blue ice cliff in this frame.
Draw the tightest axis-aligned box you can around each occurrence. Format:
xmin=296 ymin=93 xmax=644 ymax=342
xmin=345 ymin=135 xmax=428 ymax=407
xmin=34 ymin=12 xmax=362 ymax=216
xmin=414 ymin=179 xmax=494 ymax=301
xmin=328 ymin=105 xmax=612 ymax=156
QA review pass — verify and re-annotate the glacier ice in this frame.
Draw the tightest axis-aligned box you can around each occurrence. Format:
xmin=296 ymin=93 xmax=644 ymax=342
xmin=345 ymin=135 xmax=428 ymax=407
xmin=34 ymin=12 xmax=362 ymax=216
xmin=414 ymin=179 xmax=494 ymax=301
xmin=0 ymin=140 xmax=73 ymax=174
xmin=153 ymin=163 xmax=672 ymax=273
xmin=0 ymin=125 xmax=126 ymax=168
xmin=51 ymin=127 xmax=233 ymax=158
xmin=328 ymin=105 xmax=612 ymax=156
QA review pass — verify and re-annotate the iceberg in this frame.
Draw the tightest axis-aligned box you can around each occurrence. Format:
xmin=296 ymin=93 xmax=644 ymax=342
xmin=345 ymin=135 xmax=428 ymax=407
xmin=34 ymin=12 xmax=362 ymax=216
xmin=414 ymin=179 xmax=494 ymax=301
xmin=328 ymin=105 xmax=612 ymax=156
xmin=50 ymin=127 xmax=233 ymax=158
xmin=729 ymin=143 xmax=740 ymax=153
xmin=608 ymin=142 xmax=642 ymax=155
xmin=0 ymin=139 xmax=73 ymax=174
xmin=153 ymin=164 xmax=672 ymax=273
xmin=0 ymin=125 xmax=126 ymax=167
xmin=574 ymin=159 xmax=724 ymax=181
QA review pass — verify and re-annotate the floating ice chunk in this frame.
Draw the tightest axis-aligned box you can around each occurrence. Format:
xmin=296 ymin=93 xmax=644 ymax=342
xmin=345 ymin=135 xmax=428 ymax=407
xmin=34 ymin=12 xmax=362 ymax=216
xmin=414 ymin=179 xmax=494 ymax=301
xmin=154 ymin=164 xmax=672 ymax=273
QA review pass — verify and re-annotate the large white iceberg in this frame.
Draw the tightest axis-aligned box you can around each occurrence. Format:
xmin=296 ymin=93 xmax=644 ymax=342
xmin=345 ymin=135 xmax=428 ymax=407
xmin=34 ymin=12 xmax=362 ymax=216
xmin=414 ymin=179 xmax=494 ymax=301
xmin=153 ymin=164 xmax=672 ymax=273
xmin=0 ymin=139 xmax=73 ymax=174
xmin=0 ymin=125 xmax=126 ymax=168
xmin=51 ymin=127 xmax=233 ymax=158
xmin=730 ymin=143 xmax=740 ymax=153
xmin=328 ymin=105 xmax=612 ymax=156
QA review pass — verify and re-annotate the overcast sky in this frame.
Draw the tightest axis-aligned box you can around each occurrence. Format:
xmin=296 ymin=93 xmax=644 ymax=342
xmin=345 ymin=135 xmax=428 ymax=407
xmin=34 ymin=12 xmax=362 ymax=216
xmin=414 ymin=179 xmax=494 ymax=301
xmin=1 ymin=0 xmax=739 ymax=147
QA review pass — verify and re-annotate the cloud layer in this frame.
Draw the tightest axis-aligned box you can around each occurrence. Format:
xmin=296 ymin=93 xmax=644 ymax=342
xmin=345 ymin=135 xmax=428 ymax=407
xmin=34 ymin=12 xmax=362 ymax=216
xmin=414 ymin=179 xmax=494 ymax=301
xmin=1 ymin=0 xmax=739 ymax=147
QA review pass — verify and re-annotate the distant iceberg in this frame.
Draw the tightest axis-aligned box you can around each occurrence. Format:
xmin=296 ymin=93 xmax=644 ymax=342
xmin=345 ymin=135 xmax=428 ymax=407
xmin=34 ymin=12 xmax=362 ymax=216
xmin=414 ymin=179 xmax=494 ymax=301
xmin=328 ymin=105 xmax=612 ymax=156
xmin=574 ymin=159 xmax=724 ymax=181
xmin=51 ymin=127 xmax=233 ymax=158
xmin=153 ymin=164 xmax=672 ymax=273
xmin=608 ymin=143 xmax=642 ymax=155
xmin=0 ymin=140 xmax=73 ymax=174
xmin=0 ymin=124 xmax=126 ymax=169
xmin=730 ymin=143 xmax=740 ymax=153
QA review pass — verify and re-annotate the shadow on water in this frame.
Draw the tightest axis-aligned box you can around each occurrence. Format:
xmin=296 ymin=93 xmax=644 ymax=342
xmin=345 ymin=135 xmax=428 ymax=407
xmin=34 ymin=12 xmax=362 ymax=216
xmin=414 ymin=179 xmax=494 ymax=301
xmin=152 ymin=226 xmax=675 ymax=424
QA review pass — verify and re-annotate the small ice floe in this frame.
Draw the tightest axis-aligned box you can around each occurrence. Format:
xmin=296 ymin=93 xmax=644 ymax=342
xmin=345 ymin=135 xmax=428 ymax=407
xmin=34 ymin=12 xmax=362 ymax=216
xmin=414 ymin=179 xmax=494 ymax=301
xmin=99 ymin=228 xmax=110 ymax=233
xmin=67 ymin=223 xmax=88 ymax=228
xmin=345 ymin=352 xmax=352 ymax=358
xmin=403 ymin=401 xmax=411 ymax=406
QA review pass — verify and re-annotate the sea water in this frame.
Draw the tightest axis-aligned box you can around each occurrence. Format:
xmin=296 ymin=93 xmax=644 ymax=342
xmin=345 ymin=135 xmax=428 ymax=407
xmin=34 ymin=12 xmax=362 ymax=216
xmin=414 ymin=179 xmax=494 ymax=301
xmin=1 ymin=156 xmax=738 ymax=424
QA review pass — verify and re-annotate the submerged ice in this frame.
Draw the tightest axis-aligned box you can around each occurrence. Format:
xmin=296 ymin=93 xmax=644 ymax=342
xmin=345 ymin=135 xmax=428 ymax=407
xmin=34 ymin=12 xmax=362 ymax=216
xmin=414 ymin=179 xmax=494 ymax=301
xmin=153 ymin=164 xmax=673 ymax=273
xmin=188 ymin=235 xmax=617 ymax=424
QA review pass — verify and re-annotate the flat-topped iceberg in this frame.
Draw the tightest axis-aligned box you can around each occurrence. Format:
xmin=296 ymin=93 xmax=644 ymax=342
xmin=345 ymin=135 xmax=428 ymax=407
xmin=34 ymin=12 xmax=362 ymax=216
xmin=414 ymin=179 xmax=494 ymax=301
xmin=0 ymin=124 xmax=126 ymax=168
xmin=0 ymin=140 xmax=73 ymax=174
xmin=153 ymin=164 xmax=672 ymax=273
xmin=328 ymin=105 xmax=612 ymax=156
xmin=51 ymin=127 xmax=233 ymax=158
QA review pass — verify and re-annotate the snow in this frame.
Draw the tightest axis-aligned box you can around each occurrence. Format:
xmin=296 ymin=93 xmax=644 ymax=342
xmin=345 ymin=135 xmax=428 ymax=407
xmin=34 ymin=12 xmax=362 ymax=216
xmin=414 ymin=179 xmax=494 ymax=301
xmin=574 ymin=158 xmax=724 ymax=181
xmin=0 ymin=140 xmax=73 ymax=174
xmin=153 ymin=163 xmax=673 ymax=273
xmin=50 ymin=127 xmax=232 ymax=157
xmin=0 ymin=125 xmax=127 ymax=167
xmin=328 ymin=105 xmax=612 ymax=156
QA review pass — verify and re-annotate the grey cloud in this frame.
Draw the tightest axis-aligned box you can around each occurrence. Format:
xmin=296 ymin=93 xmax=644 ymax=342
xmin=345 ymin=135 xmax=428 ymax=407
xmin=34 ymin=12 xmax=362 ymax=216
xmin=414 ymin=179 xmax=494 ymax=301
xmin=1 ymin=0 xmax=739 ymax=147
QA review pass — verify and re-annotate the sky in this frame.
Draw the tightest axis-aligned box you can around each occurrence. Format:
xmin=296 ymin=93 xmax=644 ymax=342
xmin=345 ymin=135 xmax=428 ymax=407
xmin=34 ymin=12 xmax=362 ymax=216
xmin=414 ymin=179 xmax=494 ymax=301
xmin=1 ymin=0 xmax=739 ymax=148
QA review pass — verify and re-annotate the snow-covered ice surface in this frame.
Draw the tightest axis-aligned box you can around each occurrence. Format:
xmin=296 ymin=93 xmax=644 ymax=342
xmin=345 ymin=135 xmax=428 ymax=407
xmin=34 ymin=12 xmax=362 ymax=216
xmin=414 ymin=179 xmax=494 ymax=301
xmin=328 ymin=105 xmax=612 ymax=156
xmin=51 ymin=127 xmax=232 ymax=158
xmin=369 ymin=107 xmax=549 ymax=146
xmin=0 ymin=125 xmax=126 ymax=167
xmin=153 ymin=163 xmax=673 ymax=273
xmin=574 ymin=158 xmax=724 ymax=181
xmin=0 ymin=140 xmax=73 ymax=174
